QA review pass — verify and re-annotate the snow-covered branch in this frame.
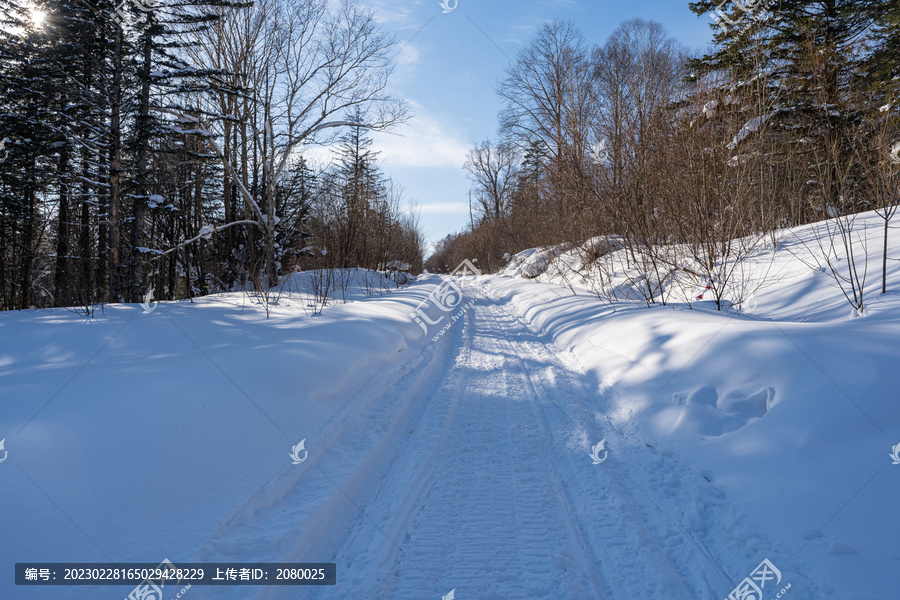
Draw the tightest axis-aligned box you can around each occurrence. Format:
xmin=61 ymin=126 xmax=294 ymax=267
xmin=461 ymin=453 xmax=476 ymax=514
xmin=157 ymin=220 xmax=262 ymax=257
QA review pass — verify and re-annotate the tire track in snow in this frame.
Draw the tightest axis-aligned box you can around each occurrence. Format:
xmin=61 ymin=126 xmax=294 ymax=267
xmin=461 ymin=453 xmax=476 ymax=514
xmin=309 ymin=292 xmax=611 ymax=599
xmin=482 ymin=300 xmax=717 ymax=598
xmin=315 ymin=301 xmax=480 ymax=598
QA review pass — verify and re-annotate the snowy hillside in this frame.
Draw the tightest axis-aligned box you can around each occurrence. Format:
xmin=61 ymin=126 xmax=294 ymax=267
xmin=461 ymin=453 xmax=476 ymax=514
xmin=2 ymin=212 xmax=899 ymax=599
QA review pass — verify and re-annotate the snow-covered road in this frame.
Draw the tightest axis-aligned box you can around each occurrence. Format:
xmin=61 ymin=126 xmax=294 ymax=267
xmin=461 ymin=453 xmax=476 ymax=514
xmin=198 ymin=285 xmax=801 ymax=600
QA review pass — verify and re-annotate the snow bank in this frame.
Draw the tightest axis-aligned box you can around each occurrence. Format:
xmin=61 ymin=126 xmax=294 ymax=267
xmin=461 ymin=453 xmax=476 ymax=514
xmin=485 ymin=211 xmax=900 ymax=599
xmin=0 ymin=274 xmax=445 ymax=599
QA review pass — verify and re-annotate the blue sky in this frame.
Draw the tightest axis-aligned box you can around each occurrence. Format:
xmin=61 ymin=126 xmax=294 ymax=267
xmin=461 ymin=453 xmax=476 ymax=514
xmin=360 ymin=0 xmax=719 ymax=251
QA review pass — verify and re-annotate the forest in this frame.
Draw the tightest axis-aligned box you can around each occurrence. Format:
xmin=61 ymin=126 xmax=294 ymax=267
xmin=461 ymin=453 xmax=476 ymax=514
xmin=0 ymin=0 xmax=422 ymax=312
xmin=429 ymin=1 xmax=900 ymax=314
xmin=2 ymin=0 xmax=899 ymax=314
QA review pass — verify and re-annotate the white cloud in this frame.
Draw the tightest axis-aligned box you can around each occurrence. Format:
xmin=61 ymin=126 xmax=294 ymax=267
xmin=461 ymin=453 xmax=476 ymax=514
xmin=395 ymin=43 xmax=421 ymax=66
xmin=372 ymin=105 xmax=470 ymax=170
xmin=295 ymin=102 xmax=471 ymax=172
xmin=369 ymin=0 xmax=423 ymax=29
xmin=297 ymin=143 xmax=337 ymax=170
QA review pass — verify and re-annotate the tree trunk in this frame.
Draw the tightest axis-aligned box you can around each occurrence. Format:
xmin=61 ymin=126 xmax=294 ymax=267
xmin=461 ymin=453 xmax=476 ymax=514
xmin=132 ymin=15 xmax=154 ymax=302
xmin=883 ymin=216 xmax=889 ymax=294
xmin=21 ymin=182 xmax=36 ymax=310
xmin=55 ymin=144 xmax=70 ymax=306
xmin=108 ymin=25 xmax=124 ymax=303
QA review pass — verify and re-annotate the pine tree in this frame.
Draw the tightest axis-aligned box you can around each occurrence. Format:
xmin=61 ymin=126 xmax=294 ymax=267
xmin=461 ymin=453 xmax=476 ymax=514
xmin=334 ymin=108 xmax=383 ymax=268
xmin=125 ymin=0 xmax=242 ymax=302
xmin=276 ymin=156 xmax=315 ymax=272
xmin=0 ymin=0 xmax=59 ymax=308
xmin=687 ymin=0 xmax=883 ymax=218
xmin=46 ymin=0 xmax=120 ymax=307
xmin=868 ymin=1 xmax=900 ymax=99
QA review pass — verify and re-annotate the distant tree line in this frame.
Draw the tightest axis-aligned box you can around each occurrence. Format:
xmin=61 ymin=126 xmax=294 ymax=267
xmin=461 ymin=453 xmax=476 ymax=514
xmin=0 ymin=0 xmax=421 ymax=311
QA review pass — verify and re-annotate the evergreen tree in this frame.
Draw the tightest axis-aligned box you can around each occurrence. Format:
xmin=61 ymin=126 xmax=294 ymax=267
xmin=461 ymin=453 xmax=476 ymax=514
xmin=0 ymin=0 xmax=418 ymax=310
xmin=0 ymin=0 xmax=59 ymax=308
xmin=687 ymin=0 xmax=884 ymax=217
xmin=868 ymin=1 xmax=900 ymax=100
xmin=125 ymin=0 xmax=243 ymax=302
xmin=334 ymin=107 xmax=383 ymax=267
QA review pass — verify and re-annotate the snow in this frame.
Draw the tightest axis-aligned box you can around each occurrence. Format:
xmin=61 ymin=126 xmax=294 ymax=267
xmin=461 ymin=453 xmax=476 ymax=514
xmin=2 ymin=212 xmax=899 ymax=599
xmin=384 ymin=260 xmax=411 ymax=272
xmin=727 ymin=113 xmax=774 ymax=150
xmin=488 ymin=210 xmax=900 ymax=598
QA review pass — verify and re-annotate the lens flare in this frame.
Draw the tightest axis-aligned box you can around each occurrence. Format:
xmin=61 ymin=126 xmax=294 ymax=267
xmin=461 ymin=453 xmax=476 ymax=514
xmin=29 ymin=7 xmax=46 ymax=28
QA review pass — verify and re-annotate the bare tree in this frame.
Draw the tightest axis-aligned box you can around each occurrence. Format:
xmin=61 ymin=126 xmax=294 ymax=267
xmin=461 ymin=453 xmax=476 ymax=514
xmin=497 ymin=20 xmax=595 ymax=236
xmin=464 ymin=140 xmax=519 ymax=222
xmin=591 ymin=19 xmax=687 ymax=196
xmin=660 ymin=74 xmax=777 ymax=312
xmin=587 ymin=19 xmax=688 ymax=305
xmin=787 ymin=41 xmax=872 ymax=314
xmin=187 ymin=0 xmax=407 ymax=291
